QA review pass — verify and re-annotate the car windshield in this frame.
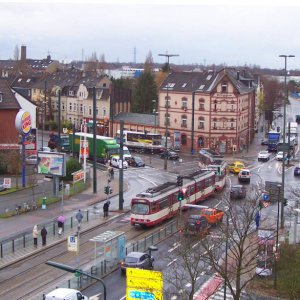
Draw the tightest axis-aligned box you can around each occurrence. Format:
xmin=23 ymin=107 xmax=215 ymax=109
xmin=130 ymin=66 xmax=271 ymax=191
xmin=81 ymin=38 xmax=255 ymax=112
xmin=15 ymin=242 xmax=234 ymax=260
xmin=260 ymin=151 xmax=268 ymax=155
xmin=132 ymin=203 xmax=149 ymax=214
xmin=135 ymin=157 xmax=142 ymax=162
xmin=241 ymin=171 xmax=249 ymax=175
xmin=125 ymin=256 xmax=139 ymax=263
xmin=232 ymin=186 xmax=242 ymax=191
xmin=237 ymin=164 xmax=244 ymax=168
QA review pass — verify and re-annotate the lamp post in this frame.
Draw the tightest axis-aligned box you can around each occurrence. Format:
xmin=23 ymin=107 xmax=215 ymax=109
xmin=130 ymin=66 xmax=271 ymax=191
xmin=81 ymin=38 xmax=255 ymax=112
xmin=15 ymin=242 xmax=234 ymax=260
xmin=279 ymin=54 xmax=295 ymax=229
xmin=158 ymin=53 xmax=179 ymax=170
xmin=274 ymin=184 xmax=281 ymax=289
xmin=152 ymin=99 xmax=157 ymax=133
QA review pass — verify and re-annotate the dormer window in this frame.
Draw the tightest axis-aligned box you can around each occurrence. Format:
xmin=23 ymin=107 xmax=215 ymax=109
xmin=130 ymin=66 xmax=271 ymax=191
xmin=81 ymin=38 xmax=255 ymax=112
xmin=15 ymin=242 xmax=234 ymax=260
xmin=221 ymin=82 xmax=228 ymax=93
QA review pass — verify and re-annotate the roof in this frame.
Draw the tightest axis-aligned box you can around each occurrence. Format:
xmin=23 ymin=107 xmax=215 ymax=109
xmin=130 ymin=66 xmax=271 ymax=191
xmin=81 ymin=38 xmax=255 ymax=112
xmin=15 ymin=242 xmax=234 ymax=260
xmin=0 ymin=79 xmax=21 ymax=110
xmin=114 ymin=112 xmax=156 ymax=126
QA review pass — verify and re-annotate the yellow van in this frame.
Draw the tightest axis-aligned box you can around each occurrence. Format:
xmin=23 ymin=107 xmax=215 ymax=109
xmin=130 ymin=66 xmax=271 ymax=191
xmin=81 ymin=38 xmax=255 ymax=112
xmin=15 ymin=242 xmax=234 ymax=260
xmin=228 ymin=161 xmax=245 ymax=174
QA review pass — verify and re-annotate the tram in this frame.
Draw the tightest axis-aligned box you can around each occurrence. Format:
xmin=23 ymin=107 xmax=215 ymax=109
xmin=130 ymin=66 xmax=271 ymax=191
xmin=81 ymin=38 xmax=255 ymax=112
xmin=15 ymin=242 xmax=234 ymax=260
xmin=130 ymin=169 xmax=221 ymax=228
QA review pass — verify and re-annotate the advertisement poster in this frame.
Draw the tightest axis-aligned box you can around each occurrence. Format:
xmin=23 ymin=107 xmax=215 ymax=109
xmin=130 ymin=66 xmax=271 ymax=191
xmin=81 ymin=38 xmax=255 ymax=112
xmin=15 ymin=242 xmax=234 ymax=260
xmin=37 ymin=152 xmax=66 ymax=176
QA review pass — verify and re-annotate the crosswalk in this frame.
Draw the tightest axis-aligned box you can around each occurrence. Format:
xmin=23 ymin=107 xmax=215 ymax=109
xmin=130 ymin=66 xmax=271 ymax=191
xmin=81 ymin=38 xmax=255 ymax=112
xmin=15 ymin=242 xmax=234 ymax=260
xmin=209 ymin=286 xmax=251 ymax=300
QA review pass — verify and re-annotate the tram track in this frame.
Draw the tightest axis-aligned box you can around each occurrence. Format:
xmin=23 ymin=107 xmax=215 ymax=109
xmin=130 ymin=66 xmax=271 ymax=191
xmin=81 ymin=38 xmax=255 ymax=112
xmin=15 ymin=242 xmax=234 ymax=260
xmin=0 ymin=213 xmax=162 ymax=300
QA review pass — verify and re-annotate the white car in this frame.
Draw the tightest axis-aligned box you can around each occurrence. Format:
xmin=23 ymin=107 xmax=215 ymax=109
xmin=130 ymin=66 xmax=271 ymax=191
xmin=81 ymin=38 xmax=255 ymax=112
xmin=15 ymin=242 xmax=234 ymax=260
xmin=258 ymin=150 xmax=271 ymax=162
xmin=110 ymin=155 xmax=128 ymax=169
xmin=276 ymin=151 xmax=286 ymax=161
xmin=25 ymin=155 xmax=38 ymax=165
xmin=238 ymin=169 xmax=251 ymax=183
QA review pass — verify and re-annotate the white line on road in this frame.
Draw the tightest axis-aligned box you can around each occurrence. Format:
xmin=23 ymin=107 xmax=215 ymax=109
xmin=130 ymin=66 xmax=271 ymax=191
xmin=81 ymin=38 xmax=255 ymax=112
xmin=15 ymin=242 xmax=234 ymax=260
xmin=167 ymin=258 xmax=178 ymax=266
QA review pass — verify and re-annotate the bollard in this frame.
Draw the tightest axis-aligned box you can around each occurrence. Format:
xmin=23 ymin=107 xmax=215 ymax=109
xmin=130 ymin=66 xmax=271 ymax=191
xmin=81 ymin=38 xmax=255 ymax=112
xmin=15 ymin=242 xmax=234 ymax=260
xmin=53 ymin=222 xmax=56 ymax=235
xmin=12 ymin=240 xmax=14 ymax=253
xmin=71 ymin=217 xmax=73 ymax=228
xmin=23 ymin=234 xmax=26 ymax=248
xmin=87 ymin=210 xmax=89 ymax=221
xmin=1 ymin=243 xmax=2 ymax=258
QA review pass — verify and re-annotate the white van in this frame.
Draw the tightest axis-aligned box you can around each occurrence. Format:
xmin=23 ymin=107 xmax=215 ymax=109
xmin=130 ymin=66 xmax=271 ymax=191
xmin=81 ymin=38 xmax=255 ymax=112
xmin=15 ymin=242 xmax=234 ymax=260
xmin=111 ymin=155 xmax=128 ymax=169
xmin=43 ymin=288 xmax=88 ymax=300
xmin=123 ymin=146 xmax=132 ymax=161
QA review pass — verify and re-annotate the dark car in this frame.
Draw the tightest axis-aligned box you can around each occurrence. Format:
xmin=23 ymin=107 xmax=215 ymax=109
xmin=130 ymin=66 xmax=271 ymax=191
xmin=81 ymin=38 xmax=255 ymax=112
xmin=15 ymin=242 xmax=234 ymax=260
xmin=128 ymin=156 xmax=145 ymax=167
xmin=160 ymin=150 xmax=180 ymax=160
xmin=230 ymin=185 xmax=246 ymax=200
xmin=261 ymin=139 xmax=269 ymax=146
xmin=294 ymin=165 xmax=300 ymax=176
xmin=185 ymin=215 xmax=209 ymax=235
xmin=120 ymin=252 xmax=154 ymax=275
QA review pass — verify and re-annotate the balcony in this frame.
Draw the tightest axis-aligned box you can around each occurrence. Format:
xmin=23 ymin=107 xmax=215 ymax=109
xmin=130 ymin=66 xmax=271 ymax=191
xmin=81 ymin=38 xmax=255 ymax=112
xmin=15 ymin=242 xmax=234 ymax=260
xmin=181 ymin=124 xmax=187 ymax=128
xmin=181 ymin=106 xmax=188 ymax=111
xmin=198 ymin=125 xmax=204 ymax=130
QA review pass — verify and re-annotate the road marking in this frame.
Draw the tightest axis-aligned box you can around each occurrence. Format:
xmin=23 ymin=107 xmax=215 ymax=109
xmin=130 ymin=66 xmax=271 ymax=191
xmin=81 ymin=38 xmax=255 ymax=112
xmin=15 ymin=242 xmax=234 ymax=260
xmin=168 ymin=242 xmax=181 ymax=252
xmin=192 ymin=242 xmax=200 ymax=249
xmin=167 ymin=258 xmax=178 ymax=266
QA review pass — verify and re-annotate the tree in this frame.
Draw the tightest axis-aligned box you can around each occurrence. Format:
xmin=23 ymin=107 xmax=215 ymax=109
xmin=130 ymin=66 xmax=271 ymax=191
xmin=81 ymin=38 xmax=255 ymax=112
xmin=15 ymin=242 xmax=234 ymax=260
xmin=13 ymin=44 xmax=19 ymax=60
xmin=98 ymin=54 xmax=107 ymax=75
xmin=63 ymin=157 xmax=82 ymax=181
xmin=201 ymin=188 xmax=261 ymax=300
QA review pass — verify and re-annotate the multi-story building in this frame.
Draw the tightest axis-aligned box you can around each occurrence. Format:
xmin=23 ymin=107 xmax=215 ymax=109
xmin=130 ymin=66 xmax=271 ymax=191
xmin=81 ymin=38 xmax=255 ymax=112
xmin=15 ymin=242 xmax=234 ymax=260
xmin=157 ymin=68 xmax=256 ymax=154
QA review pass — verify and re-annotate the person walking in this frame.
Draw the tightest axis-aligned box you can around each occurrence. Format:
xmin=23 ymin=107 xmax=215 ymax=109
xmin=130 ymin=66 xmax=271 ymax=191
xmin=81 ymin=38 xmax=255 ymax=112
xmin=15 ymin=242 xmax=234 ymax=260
xmin=103 ymin=201 xmax=110 ymax=217
xmin=41 ymin=226 xmax=47 ymax=246
xmin=110 ymin=167 xmax=114 ymax=180
xmin=32 ymin=225 xmax=38 ymax=246
xmin=75 ymin=209 xmax=83 ymax=230
xmin=57 ymin=215 xmax=65 ymax=236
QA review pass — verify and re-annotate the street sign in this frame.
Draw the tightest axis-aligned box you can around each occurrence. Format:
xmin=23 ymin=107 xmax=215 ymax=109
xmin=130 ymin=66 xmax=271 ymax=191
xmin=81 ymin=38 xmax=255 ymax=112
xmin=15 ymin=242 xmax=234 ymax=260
xmin=265 ymin=181 xmax=283 ymax=202
xmin=262 ymin=193 xmax=269 ymax=201
xmin=126 ymin=288 xmax=162 ymax=300
xmin=67 ymin=235 xmax=78 ymax=252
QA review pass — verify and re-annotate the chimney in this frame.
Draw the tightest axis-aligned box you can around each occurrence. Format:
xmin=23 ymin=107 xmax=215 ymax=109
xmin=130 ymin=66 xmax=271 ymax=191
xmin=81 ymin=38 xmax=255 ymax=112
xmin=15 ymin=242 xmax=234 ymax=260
xmin=21 ymin=45 xmax=26 ymax=62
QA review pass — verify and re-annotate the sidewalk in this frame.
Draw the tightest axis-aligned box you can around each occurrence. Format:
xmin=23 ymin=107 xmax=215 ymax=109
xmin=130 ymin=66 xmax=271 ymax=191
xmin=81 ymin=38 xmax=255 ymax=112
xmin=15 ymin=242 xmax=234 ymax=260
xmin=0 ymin=168 xmax=128 ymax=267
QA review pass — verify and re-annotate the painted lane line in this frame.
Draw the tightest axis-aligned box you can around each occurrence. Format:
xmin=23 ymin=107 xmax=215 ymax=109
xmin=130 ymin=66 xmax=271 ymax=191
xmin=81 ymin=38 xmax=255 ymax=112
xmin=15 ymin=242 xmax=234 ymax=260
xmin=167 ymin=258 xmax=178 ymax=267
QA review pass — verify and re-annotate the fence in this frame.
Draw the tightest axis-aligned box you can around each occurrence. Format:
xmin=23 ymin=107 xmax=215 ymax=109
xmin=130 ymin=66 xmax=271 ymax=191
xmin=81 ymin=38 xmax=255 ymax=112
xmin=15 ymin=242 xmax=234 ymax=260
xmin=37 ymin=220 xmax=179 ymax=299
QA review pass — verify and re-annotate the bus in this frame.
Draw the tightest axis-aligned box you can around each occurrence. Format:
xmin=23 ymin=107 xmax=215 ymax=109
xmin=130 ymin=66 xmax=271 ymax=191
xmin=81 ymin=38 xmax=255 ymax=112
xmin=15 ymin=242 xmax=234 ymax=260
xmin=267 ymin=130 xmax=281 ymax=152
xmin=130 ymin=169 xmax=224 ymax=228
xmin=116 ymin=130 xmax=165 ymax=153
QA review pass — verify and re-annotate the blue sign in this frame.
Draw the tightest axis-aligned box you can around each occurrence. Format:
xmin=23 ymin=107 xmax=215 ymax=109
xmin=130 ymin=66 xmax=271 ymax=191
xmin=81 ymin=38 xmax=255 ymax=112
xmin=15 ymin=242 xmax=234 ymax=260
xmin=129 ymin=291 xmax=154 ymax=299
xmin=263 ymin=193 xmax=269 ymax=201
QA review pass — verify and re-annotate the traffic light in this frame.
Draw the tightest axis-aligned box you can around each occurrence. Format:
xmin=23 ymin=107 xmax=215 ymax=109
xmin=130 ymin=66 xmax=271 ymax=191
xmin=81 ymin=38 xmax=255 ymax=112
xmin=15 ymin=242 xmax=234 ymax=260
xmin=104 ymin=186 xmax=109 ymax=195
xmin=177 ymin=175 xmax=183 ymax=187
xmin=59 ymin=182 xmax=63 ymax=191
xmin=283 ymin=198 xmax=288 ymax=206
xmin=178 ymin=191 xmax=184 ymax=201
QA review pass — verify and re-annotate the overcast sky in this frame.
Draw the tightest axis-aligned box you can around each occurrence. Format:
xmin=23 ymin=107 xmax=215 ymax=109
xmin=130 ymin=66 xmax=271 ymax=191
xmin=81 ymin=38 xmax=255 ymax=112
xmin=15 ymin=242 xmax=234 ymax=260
xmin=0 ymin=0 xmax=299 ymax=69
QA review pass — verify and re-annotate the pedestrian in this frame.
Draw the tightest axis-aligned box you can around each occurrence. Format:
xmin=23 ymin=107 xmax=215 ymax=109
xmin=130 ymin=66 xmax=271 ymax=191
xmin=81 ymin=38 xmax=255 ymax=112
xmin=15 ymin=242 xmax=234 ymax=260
xmin=57 ymin=221 xmax=63 ymax=236
xmin=41 ymin=226 xmax=47 ymax=246
xmin=33 ymin=225 xmax=38 ymax=246
xmin=103 ymin=201 xmax=110 ymax=217
xmin=76 ymin=209 xmax=83 ymax=229
xmin=110 ymin=167 xmax=114 ymax=180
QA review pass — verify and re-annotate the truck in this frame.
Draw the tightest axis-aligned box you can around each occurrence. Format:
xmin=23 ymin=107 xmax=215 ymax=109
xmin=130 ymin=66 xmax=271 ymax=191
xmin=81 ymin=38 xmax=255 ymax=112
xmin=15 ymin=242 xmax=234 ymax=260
xmin=267 ymin=130 xmax=281 ymax=152
xmin=69 ymin=132 xmax=120 ymax=163
xmin=43 ymin=288 xmax=88 ymax=300
xmin=48 ymin=132 xmax=70 ymax=152
xmin=199 ymin=208 xmax=224 ymax=225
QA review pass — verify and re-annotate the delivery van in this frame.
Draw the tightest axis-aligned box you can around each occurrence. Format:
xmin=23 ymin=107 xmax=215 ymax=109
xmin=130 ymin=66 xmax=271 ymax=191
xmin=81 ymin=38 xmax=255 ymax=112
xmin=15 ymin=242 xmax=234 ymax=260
xmin=43 ymin=288 xmax=88 ymax=300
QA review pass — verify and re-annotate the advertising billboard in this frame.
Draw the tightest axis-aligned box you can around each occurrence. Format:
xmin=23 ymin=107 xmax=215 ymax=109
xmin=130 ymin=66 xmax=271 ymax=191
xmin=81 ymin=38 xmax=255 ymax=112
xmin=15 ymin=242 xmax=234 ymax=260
xmin=37 ymin=152 xmax=66 ymax=176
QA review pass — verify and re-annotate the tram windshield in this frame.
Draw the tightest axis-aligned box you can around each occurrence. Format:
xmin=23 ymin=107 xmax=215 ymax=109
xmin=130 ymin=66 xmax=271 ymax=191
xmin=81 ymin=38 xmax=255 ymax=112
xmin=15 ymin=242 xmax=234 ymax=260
xmin=132 ymin=203 xmax=150 ymax=214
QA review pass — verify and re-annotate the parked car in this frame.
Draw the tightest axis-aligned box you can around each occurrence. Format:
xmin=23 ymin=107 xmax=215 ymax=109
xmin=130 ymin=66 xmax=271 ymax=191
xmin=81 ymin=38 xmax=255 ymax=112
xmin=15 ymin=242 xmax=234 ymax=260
xmin=228 ymin=161 xmax=245 ymax=174
xmin=39 ymin=146 xmax=51 ymax=152
xmin=261 ymin=139 xmax=269 ymax=146
xmin=120 ymin=252 xmax=154 ymax=275
xmin=238 ymin=169 xmax=251 ymax=183
xmin=160 ymin=150 xmax=180 ymax=160
xmin=110 ymin=155 xmax=128 ymax=169
xmin=294 ymin=165 xmax=300 ymax=176
xmin=0 ymin=179 xmax=6 ymax=192
xmin=230 ymin=185 xmax=246 ymax=199
xmin=25 ymin=155 xmax=38 ymax=165
xmin=276 ymin=151 xmax=287 ymax=161
xmin=258 ymin=150 xmax=271 ymax=162
xmin=43 ymin=288 xmax=88 ymax=300
xmin=128 ymin=156 xmax=145 ymax=167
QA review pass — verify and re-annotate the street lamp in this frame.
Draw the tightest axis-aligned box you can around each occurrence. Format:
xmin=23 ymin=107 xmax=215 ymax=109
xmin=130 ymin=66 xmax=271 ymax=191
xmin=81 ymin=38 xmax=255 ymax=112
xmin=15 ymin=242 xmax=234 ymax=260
xmin=152 ymin=99 xmax=158 ymax=133
xmin=158 ymin=53 xmax=179 ymax=170
xmin=274 ymin=184 xmax=281 ymax=289
xmin=279 ymin=54 xmax=295 ymax=229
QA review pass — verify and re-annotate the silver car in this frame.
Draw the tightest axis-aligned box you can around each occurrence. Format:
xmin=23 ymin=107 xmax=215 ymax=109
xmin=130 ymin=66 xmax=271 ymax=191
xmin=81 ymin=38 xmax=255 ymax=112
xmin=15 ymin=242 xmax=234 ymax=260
xmin=25 ymin=155 xmax=38 ymax=165
xmin=120 ymin=252 xmax=154 ymax=275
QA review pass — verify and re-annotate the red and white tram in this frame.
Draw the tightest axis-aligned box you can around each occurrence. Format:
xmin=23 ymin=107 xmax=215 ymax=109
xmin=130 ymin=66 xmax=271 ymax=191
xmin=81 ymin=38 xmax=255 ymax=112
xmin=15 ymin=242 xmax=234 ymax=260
xmin=131 ymin=169 xmax=220 ymax=228
xmin=206 ymin=159 xmax=227 ymax=192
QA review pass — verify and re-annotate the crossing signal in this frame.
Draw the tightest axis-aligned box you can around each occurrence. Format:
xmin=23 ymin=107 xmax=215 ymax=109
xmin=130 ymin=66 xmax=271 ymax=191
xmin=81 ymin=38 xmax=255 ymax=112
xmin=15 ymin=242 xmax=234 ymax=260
xmin=177 ymin=175 xmax=183 ymax=187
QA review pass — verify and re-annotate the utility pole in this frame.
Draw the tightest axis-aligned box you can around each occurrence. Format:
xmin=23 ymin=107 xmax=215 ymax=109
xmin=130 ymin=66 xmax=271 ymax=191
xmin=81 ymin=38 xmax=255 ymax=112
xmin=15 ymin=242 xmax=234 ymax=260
xmin=93 ymin=87 xmax=97 ymax=193
xmin=119 ymin=120 xmax=124 ymax=210
xmin=279 ymin=54 xmax=295 ymax=229
xmin=158 ymin=53 xmax=179 ymax=170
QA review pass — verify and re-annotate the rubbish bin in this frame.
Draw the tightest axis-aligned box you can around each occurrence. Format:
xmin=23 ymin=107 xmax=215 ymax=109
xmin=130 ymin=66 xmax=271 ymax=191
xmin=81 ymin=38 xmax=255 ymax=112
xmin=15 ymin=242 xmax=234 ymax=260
xmin=42 ymin=196 xmax=47 ymax=209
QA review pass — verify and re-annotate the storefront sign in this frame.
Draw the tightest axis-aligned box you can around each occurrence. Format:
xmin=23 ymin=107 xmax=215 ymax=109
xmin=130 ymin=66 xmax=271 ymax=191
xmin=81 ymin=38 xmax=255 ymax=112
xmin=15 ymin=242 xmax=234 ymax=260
xmin=15 ymin=110 xmax=32 ymax=135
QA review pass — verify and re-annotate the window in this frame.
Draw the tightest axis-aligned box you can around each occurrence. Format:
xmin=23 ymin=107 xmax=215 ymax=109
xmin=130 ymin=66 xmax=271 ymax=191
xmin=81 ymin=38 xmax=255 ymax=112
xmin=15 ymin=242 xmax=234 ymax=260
xmin=62 ymin=103 xmax=65 ymax=111
xmin=69 ymin=90 xmax=74 ymax=96
xmin=74 ymin=103 xmax=77 ymax=112
xmin=80 ymin=104 xmax=83 ymax=113
xmin=103 ymin=108 xmax=107 ymax=117
xmin=181 ymin=98 xmax=187 ymax=110
xmin=181 ymin=134 xmax=187 ymax=145
xmin=198 ymin=117 xmax=204 ymax=129
xmin=165 ymin=83 xmax=175 ymax=88
xmin=198 ymin=84 xmax=205 ymax=90
xmin=213 ymin=122 xmax=217 ymax=129
xmin=89 ymin=105 xmax=92 ymax=115
xmin=181 ymin=115 xmax=187 ymax=127
xmin=164 ymin=113 xmax=170 ymax=126
xmin=96 ymin=106 xmax=99 ymax=116
xmin=83 ymin=106 xmax=86 ymax=115
xmin=69 ymin=103 xmax=72 ymax=111
xmin=165 ymin=96 xmax=170 ymax=108
xmin=221 ymin=82 xmax=228 ymax=93
xmin=0 ymin=92 xmax=3 ymax=102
